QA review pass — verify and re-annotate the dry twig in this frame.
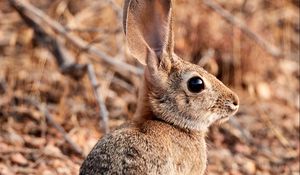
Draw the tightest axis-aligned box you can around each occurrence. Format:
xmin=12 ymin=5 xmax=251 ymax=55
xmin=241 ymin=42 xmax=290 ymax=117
xmin=203 ymin=0 xmax=283 ymax=58
xmin=105 ymin=0 xmax=122 ymax=20
xmin=10 ymin=0 xmax=110 ymax=134
xmin=87 ymin=64 xmax=110 ymax=134
xmin=112 ymin=76 xmax=135 ymax=93
xmin=228 ymin=117 xmax=253 ymax=144
xmin=10 ymin=0 xmax=87 ymax=80
xmin=198 ymin=49 xmax=215 ymax=67
xmin=260 ymin=112 xmax=291 ymax=148
xmin=24 ymin=97 xmax=84 ymax=157
xmin=9 ymin=0 xmax=143 ymax=75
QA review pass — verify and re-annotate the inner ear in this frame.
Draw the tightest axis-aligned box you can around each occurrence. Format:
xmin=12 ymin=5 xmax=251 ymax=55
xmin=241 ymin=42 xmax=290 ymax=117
xmin=123 ymin=0 xmax=175 ymax=65
xmin=141 ymin=0 xmax=171 ymax=57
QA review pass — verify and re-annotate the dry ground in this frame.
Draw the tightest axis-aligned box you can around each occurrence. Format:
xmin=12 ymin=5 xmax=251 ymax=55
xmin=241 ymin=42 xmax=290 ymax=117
xmin=0 ymin=0 xmax=299 ymax=174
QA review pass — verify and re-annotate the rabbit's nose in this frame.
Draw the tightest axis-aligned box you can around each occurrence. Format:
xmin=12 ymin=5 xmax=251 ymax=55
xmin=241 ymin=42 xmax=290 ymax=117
xmin=230 ymin=93 xmax=239 ymax=111
xmin=232 ymin=93 xmax=239 ymax=106
xmin=225 ymin=93 xmax=239 ymax=112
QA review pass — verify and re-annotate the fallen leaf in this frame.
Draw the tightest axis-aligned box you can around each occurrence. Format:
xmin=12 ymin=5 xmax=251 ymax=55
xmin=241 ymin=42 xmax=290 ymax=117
xmin=10 ymin=153 xmax=28 ymax=166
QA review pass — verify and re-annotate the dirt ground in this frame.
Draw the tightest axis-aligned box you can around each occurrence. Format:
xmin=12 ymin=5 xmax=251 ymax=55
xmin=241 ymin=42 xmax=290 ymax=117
xmin=0 ymin=0 xmax=299 ymax=174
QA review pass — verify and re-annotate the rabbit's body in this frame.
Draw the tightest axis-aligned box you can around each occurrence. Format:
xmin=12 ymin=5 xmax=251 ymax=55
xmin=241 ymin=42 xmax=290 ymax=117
xmin=80 ymin=120 xmax=206 ymax=175
xmin=80 ymin=0 xmax=239 ymax=174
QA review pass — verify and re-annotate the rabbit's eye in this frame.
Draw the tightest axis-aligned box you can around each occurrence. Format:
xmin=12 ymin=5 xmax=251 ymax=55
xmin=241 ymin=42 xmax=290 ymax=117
xmin=187 ymin=76 xmax=205 ymax=93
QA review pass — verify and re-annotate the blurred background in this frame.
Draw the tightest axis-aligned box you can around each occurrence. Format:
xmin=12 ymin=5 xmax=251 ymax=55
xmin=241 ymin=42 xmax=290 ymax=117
xmin=0 ymin=0 xmax=299 ymax=174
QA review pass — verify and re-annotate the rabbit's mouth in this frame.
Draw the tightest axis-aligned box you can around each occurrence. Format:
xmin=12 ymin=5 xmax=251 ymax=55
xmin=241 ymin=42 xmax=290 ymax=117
xmin=215 ymin=113 xmax=234 ymax=124
xmin=214 ymin=116 xmax=229 ymax=125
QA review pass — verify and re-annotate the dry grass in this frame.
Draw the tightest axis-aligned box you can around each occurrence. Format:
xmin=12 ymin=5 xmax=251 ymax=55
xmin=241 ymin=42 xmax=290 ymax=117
xmin=0 ymin=0 xmax=299 ymax=174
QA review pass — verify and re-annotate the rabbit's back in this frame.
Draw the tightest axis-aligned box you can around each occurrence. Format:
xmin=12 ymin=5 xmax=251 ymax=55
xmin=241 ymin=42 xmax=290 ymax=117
xmin=80 ymin=120 xmax=206 ymax=175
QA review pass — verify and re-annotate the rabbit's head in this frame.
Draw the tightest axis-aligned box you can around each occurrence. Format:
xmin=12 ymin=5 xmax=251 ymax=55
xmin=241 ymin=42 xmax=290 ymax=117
xmin=124 ymin=0 xmax=239 ymax=131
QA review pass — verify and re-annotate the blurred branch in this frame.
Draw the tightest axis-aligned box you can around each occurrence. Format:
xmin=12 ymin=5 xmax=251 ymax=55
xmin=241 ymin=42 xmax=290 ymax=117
xmin=24 ymin=97 xmax=84 ymax=157
xmin=203 ymin=0 xmax=283 ymax=58
xmin=228 ymin=117 xmax=253 ymax=144
xmin=65 ymin=27 xmax=121 ymax=34
xmin=260 ymin=112 xmax=291 ymax=148
xmin=112 ymin=76 xmax=135 ymax=93
xmin=10 ymin=0 xmax=87 ymax=80
xmin=198 ymin=48 xmax=215 ymax=66
xmin=87 ymin=64 xmax=110 ymax=134
xmin=105 ymin=0 xmax=122 ymax=20
xmin=9 ymin=0 xmax=143 ymax=76
xmin=10 ymin=0 xmax=111 ymax=134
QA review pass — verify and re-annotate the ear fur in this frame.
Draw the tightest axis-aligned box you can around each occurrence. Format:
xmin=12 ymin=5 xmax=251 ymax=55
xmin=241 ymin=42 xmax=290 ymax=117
xmin=123 ymin=0 xmax=175 ymax=66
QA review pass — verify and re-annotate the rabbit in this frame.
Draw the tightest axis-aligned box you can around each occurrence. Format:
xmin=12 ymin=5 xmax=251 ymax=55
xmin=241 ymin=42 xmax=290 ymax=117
xmin=80 ymin=0 xmax=239 ymax=174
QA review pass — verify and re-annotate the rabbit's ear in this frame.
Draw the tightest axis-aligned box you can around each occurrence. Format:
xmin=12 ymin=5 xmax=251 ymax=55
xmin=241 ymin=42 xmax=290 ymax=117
xmin=123 ymin=0 xmax=175 ymax=66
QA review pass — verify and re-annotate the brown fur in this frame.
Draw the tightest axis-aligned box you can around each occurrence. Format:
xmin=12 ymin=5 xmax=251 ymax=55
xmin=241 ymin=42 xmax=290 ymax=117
xmin=80 ymin=120 xmax=206 ymax=175
xmin=80 ymin=0 xmax=239 ymax=174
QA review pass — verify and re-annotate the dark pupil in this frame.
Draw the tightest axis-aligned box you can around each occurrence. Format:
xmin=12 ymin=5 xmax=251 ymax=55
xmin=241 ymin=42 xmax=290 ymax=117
xmin=187 ymin=76 xmax=204 ymax=93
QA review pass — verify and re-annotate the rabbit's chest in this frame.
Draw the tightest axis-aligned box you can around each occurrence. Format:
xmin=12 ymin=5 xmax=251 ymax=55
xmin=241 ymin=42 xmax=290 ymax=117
xmin=141 ymin=120 xmax=207 ymax=174
xmin=141 ymin=140 xmax=206 ymax=175
xmin=169 ymin=137 xmax=207 ymax=175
